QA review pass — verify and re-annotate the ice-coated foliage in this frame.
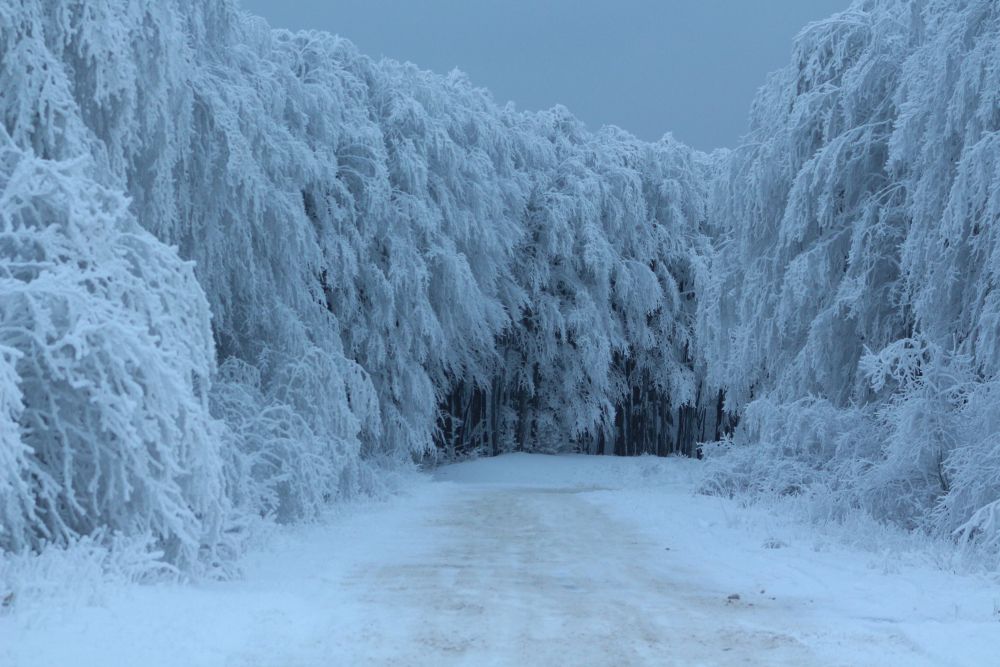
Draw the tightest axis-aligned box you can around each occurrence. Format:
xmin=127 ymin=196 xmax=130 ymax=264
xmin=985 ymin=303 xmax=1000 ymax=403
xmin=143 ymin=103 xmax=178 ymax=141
xmin=0 ymin=134 xmax=226 ymax=566
xmin=698 ymin=0 xmax=1000 ymax=562
xmin=1 ymin=0 xmax=707 ymax=568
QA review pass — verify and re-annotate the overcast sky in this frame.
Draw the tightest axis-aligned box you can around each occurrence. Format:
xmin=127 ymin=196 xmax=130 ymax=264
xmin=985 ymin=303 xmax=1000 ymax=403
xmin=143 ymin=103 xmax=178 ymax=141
xmin=239 ymin=0 xmax=847 ymax=150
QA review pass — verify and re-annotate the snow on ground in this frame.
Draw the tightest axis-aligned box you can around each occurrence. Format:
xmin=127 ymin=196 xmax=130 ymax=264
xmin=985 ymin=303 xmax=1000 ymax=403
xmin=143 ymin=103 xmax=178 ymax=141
xmin=3 ymin=454 xmax=998 ymax=666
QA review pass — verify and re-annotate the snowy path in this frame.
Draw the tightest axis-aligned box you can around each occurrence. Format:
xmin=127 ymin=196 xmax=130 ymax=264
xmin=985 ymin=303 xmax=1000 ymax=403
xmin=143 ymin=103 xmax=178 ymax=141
xmin=4 ymin=454 xmax=998 ymax=666
xmin=337 ymin=484 xmax=822 ymax=665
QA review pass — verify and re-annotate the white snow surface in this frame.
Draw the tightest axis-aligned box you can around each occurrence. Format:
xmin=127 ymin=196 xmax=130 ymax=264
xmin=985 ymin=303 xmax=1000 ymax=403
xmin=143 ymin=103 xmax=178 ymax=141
xmin=3 ymin=454 xmax=998 ymax=666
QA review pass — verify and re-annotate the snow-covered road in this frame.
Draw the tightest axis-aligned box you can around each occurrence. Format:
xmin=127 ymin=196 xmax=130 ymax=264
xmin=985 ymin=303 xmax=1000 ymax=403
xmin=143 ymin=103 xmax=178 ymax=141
xmin=4 ymin=454 xmax=998 ymax=666
xmin=338 ymin=483 xmax=823 ymax=665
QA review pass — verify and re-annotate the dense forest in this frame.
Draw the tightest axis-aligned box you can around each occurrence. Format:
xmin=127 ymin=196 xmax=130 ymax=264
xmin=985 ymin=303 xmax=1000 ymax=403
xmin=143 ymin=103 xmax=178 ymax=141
xmin=1 ymin=0 xmax=999 ymax=571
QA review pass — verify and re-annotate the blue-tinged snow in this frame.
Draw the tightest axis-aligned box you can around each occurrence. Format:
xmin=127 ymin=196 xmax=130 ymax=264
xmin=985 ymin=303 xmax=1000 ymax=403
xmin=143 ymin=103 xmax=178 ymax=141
xmin=3 ymin=455 xmax=997 ymax=666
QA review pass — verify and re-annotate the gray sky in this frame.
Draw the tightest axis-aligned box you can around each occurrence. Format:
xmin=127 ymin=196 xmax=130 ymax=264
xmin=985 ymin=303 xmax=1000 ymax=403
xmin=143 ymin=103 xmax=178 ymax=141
xmin=239 ymin=0 xmax=847 ymax=150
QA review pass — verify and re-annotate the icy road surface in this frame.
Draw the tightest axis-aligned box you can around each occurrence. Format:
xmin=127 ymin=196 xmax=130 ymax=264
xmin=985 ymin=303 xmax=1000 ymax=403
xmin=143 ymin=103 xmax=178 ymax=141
xmin=4 ymin=454 xmax=998 ymax=666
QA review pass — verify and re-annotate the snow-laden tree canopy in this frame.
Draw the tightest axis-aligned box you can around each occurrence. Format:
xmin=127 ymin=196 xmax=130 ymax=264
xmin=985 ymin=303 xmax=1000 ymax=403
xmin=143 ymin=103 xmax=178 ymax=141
xmin=697 ymin=0 xmax=1000 ymax=561
xmin=2 ymin=0 xmax=1000 ymax=570
xmin=0 ymin=0 xmax=707 ymax=568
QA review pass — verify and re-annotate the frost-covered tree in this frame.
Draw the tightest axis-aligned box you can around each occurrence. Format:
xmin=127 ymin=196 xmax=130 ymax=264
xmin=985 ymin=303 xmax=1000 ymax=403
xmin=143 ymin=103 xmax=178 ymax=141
xmin=1 ymin=0 xmax=706 ymax=569
xmin=699 ymin=0 xmax=1000 ymax=561
xmin=0 ymin=134 xmax=226 ymax=567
